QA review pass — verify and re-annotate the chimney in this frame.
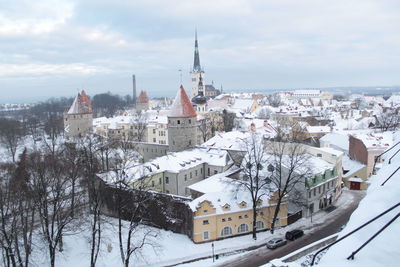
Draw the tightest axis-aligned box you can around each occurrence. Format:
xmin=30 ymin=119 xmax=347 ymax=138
xmin=132 ymin=74 xmax=137 ymax=106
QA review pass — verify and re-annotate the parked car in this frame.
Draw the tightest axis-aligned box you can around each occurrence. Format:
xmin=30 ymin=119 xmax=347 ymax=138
xmin=266 ymin=238 xmax=287 ymax=249
xmin=285 ymin=229 xmax=304 ymax=241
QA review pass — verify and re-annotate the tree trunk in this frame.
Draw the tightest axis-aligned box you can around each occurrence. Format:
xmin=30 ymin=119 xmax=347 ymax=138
xmin=252 ymin=205 xmax=257 ymax=240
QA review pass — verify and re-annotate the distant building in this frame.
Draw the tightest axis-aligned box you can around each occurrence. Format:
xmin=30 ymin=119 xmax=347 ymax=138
xmin=191 ymin=74 xmax=207 ymax=115
xmin=64 ymin=90 xmax=93 ymax=138
xmin=348 ymin=133 xmax=392 ymax=189
xmin=190 ymin=30 xmax=205 ymax=98
xmin=136 ymin=90 xmax=150 ymax=112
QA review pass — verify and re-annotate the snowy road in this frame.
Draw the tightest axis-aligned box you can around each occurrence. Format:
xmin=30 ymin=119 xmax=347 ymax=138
xmin=213 ymin=189 xmax=365 ymax=267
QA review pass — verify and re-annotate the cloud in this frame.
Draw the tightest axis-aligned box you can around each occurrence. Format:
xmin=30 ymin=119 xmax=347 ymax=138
xmin=1 ymin=0 xmax=400 ymax=102
xmin=0 ymin=0 xmax=73 ymax=36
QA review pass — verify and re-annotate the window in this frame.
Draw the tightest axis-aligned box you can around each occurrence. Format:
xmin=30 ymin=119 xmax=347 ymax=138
xmin=308 ymin=191 xmax=311 ymax=198
xmin=222 ymin=218 xmax=226 ymax=222
xmin=238 ymin=224 xmax=249 ymax=233
xmin=153 ymin=138 xmax=156 ymax=142
xmin=159 ymin=178 xmax=161 ymax=185
xmin=203 ymin=210 xmax=208 ymax=213
xmin=166 ymin=190 xmax=170 ymax=193
xmin=317 ymin=153 xmax=322 ymax=157
xmin=166 ymin=177 xmax=169 ymax=184
xmin=189 ymin=140 xmax=192 ymax=145
xmin=184 ymin=175 xmax=187 ymax=181
xmin=256 ymin=221 xmax=264 ymax=229
xmin=203 ymin=220 xmax=209 ymax=225
xmin=228 ymin=217 xmax=232 ymax=221
xmin=203 ymin=231 xmax=209 ymax=240
xmin=192 ymin=78 xmax=196 ymax=82
xmin=323 ymin=184 xmax=326 ymax=192
xmin=177 ymin=120 xmax=180 ymax=124
xmin=244 ymin=214 xmax=248 ymax=218
xmin=195 ymin=170 xmax=198 ymax=176
xmin=318 ymin=186 xmax=321 ymax=194
xmin=208 ymin=168 xmax=210 ymax=176
xmin=313 ymin=188 xmax=316 ymax=196
xmin=151 ymin=181 xmax=154 ymax=187
xmin=239 ymin=216 xmax=243 ymax=219
xmin=214 ymin=170 xmax=218 ymax=175
xmin=189 ymin=119 xmax=191 ymax=124
xmin=221 ymin=226 xmax=232 ymax=236
xmin=201 ymin=168 xmax=203 ymax=174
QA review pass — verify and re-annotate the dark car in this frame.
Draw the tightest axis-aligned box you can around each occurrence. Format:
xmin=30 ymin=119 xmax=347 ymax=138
xmin=285 ymin=229 xmax=304 ymax=241
xmin=266 ymin=238 xmax=287 ymax=249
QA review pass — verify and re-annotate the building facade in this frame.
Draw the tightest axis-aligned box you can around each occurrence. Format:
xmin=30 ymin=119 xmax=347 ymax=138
xmin=64 ymin=90 xmax=93 ymax=138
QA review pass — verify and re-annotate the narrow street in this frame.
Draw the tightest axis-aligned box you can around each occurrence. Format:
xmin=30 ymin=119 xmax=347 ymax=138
xmin=216 ymin=190 xmax=365 ymax=267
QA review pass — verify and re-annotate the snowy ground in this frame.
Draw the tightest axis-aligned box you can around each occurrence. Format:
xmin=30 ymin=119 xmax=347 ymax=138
xmin=25 ymin=189 xmax=359 ymax=267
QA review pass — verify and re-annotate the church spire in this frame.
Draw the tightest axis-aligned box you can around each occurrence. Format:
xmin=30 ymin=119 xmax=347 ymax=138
xmin=193 ymin=29 xmax=201 ymax=72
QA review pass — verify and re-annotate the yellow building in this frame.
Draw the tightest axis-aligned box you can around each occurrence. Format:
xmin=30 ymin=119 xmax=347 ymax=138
xmin=188 ymin=174 xmax=288 ymax=243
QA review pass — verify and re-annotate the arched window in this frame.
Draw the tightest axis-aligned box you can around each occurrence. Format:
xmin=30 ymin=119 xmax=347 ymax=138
xmin=221 ymin=226 xmax=232 ymax=236
xmin=238 ymin=224 xmax=249 ymax=233
xmin=256 ymin=221 xmax=264 ymax=229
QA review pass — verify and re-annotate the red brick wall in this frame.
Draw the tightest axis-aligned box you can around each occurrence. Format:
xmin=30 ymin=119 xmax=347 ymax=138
xmin=349 ymin=135 xmax=368 ymax=165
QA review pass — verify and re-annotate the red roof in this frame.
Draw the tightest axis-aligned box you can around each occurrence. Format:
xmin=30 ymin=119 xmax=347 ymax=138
xmin=66 ymin=90 xmax=92 ymax=114
xmin=137 ymin=91 xmax=149 ymax=103
xmin=169 ymin=85 xmax=197 ymax=118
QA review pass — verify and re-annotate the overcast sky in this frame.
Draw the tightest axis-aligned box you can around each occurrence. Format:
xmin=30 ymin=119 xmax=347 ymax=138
xmin=1 ymin=0 xmax=400 ymax=102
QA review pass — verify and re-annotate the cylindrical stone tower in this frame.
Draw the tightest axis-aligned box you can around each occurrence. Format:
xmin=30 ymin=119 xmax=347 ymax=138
xmin=168 ymin=85 xmax=197 ymax=152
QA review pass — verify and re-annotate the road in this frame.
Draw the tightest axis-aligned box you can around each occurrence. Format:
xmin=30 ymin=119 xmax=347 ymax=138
xmin=216 ymin=190 xmax=365 ymax=267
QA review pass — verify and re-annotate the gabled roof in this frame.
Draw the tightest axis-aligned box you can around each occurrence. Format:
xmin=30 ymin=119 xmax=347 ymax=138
xmin=67 ymin=90 xmax=92 ymax=115
xmin=137 ymin=91 xmax=149 ymax=103
xmin=169 ymin=85 xmax=197 ymax=118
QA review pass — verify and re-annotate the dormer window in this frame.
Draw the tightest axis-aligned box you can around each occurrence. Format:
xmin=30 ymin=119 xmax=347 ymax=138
xmin=222 ymin=204 xmax=230 ymax=211
xmin=239 ymin=201 xmax=247 ymax=208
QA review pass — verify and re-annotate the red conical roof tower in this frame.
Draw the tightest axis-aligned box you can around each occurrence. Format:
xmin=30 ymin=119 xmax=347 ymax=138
xmin=169 ymin=85 xmax=197 ymax=118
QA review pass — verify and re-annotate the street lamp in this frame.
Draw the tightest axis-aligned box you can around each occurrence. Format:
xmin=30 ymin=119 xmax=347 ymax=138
xmin=212 ymin=242 xmax=215 ymax=262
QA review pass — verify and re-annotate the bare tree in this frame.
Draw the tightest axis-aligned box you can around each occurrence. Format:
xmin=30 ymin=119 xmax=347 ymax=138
xmin=0 ymin=118 xmax=23 ymax=163
xmin=0 ymin=163 xmax=19 ymax=267
xmin=375 ymin=109 xmax=400 ymax=132
xmin=110 ymin=152 xmax=158 ymax=267
xmin=29 ymin=146 xmax=84 ymax=267
xmin=232 ymin=133 xmax=273 ymax=240
xmin=79 ymin=135 xmax=104 ymax=267
xmin=266 ymin=140 xmax=311 ymax=233
xmin=268 ymin=94 xmax=282 ymax=107
xmin=0 ymin=151 xmax=36 ymax=267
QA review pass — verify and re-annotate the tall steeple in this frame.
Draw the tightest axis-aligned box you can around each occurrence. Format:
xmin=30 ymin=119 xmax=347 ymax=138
xmin=193 ymin=29 xmax=201 ymax=72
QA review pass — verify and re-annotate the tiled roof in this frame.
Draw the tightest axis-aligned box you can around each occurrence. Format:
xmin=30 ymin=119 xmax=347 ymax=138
xmin=137 ymin=91 xmax=149 ymax=103
xmin=67 ymin=90 xmax=92 ymax=114
xmin=169 ymin=85 xmax=197 ymax=118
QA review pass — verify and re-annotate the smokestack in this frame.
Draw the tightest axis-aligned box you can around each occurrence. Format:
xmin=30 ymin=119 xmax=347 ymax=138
xmin=132 ymin=74 xmax=136 ymax=106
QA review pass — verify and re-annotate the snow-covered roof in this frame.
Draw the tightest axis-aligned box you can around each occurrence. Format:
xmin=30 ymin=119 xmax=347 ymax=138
xmin=230 ymin=99 xmax=255 ymax=111
xmin=342 ymin=155 xmax=365 ymax=178
xmin=169 ymin=86 xmax=197 ymax=118
xmin=318 ymin=132 xmax=400 ymax=267
xmin=306 ymin=125 xmax=331 ymax=133
xmin=201 ymin=131 xmax=251 ymax=151
xmin=351 ymin=132 xmax=393 ymax=149
xmin=188 ymin=172 xmax=275 ymax=214
xmin=98 ymin=147 xmax=233 ymax=183
xmin=319 ymin=133 xmax=349 ymax=151
xmin=312 ymin=147 xmax=344 ymax=157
